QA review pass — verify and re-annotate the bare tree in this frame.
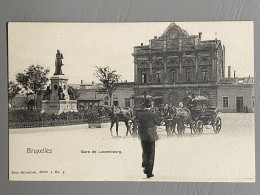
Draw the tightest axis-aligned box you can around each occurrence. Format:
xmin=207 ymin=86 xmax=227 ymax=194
xmin=94 ymin=66 xmax=121 ymax=106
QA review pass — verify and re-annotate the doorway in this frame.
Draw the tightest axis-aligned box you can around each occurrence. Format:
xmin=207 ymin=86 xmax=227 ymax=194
xmin=236 ymin=97 xmax=243 ymax=113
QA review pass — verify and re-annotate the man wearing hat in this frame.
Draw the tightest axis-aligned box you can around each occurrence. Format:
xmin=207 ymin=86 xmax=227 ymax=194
xmin=137 ymin=97 xmax=161 ymax=178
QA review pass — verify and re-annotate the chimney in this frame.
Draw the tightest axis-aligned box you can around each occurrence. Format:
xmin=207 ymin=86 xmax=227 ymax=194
xmin=81 ymin=80 xmax=83 ymax=84
xmin=92 ymin=81 xmax=94 ymax=84
xmin=199 ymin=32 xmax=202 ymax=40
xmin=141 ymin=43 xmax=143 ymax=46
xmin=228 ymin=66 xmax=231 ymax=78
xmin=234 ymin=71 xmax=236 ymax=78
xmin=154 ymin=36 xmax=157 ymax=39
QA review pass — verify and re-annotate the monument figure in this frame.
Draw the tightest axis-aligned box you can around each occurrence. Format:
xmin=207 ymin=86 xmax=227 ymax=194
xmin=54 ymin=49 xmax=64 ymax=75
xmin=68 ymin=87 xmax=75 ymax=100
xmin=43 ymin=86 xmax=51 ymax=100
xmin=58 ymin=86 xmax=65 ymax=100
xmin=41 ymin=51 xmax=78 ymax=114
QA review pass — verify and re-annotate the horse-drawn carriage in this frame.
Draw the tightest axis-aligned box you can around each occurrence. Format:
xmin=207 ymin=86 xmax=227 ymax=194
xmin=128 ymin=95 xmax=222 ymax=137
xmin=174 ymin=96 xmax=222 ymax=136
xmin=102 ymin=95 xmax=221 ymax=137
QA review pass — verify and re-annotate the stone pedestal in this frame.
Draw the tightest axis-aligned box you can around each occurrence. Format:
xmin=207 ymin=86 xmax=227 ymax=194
xmin=41 ymin=75 xmax=78 ymax=114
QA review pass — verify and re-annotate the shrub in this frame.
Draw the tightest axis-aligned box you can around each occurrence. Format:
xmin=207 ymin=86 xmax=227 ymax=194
xmin=9 ymin=108 xmax=103 ymax=123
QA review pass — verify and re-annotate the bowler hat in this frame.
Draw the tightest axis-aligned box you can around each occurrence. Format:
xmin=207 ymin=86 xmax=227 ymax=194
xmin=144 ymin=97 xmax=152 ymax=107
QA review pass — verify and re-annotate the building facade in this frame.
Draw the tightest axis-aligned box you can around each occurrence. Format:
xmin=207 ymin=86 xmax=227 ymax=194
xmin=217 ymin=77 xmax=254 ymax=113
xmin=77 ymin=82 xmax=134 ymax=110
xmin=133 ymin=23 xmax=254 ymax=112
xmin=133 ymin=23 xmax=225 ymax=108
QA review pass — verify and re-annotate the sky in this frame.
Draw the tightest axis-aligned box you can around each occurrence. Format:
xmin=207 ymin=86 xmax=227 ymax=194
xmin=8 ymin=22 xmax=254 ymax=84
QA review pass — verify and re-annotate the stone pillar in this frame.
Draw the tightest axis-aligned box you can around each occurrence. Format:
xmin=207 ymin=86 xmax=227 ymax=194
xmin=176 ymin=68 xmax=179 ymax=82
xmin=164 ymin=56 xmax=167 ymax=83
xmin=195 ymin=53 xmax=198 ymax=81
xmin=223 ymin=45 xmax=225 ymax=78
xmin=212 ymin=57 xmax=215 ymax=81
xmin=50 ymin=75 xmax=70 ymax=102
xmin=211 ymin=51 xmax=216 ymax=81
xmin=134 ymin=59 xmax=138 ymax=83
xmin=149 ymin=57 xmax=153 ymax=82
xmin=179 ymin=55 xmax=183 ymax=82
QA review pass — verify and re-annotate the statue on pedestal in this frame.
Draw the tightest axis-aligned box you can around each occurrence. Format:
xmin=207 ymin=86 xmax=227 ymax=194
xmin=54 ymin=50 xmax=64 ymax=75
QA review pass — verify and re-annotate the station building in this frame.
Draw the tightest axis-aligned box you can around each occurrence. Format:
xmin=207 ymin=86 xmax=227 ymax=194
xmin=133 ymin=23 xmax=254 ymax=112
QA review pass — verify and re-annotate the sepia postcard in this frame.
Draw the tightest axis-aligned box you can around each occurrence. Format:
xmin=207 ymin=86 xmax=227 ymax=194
xmin=8 ymin=22 xmax=255 ymax=182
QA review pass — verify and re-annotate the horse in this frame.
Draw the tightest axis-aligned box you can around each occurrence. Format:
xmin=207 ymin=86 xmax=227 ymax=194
xmin=166 ymin=106 xmax=196 ymax=136
xmin=162 ymin=106 xmax=178 ymax=137
xmin=101 ymin=105 xmax=133 ymax=137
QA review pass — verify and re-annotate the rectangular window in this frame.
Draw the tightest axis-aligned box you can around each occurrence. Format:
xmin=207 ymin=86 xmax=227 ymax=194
xmin=155 ymin=70 xmax=162 ymax=83
xmin=125 ymin=98 xmax=130 ymax=108
xmin=113 ymin=94 xmax=119 ymax=106
xmin=202 ymin=68 xmax=208 ymax=81
xmin=186 ymin=68 xmax=192 ymax=81
xmin=223 ymin=97 xmax=228 ymax=108
xmin=113 ymin=99 xmax=119 ymax=106
xmin=172 ymin=70 xmax=176 ymax=83
xmin=141 ymin=73 xmax=147 ymax=83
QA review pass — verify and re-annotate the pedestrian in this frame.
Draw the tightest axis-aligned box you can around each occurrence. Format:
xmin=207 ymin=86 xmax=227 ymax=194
xmin=137 ymin=97 xmax=161 ymax=178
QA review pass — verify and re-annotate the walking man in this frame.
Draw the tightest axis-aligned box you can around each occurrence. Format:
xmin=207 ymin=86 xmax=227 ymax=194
xmin=137 ymin=97 xmax=161 ymax=178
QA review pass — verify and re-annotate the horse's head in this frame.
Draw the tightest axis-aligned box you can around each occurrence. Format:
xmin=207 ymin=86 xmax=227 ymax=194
xmin=170 ymin=106 xmax=177 ymax=118
xmin=100 ymin=105 xmax=113 ymax=116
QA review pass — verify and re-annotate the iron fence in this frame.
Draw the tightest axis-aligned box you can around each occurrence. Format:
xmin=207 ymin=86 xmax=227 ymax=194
xmin=9 ymin=117 xmax=111 ymax=129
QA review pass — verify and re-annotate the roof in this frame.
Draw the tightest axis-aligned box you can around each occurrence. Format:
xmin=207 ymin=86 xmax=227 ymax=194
xmin=218 ymin=77 xmax=254 ymax=85
xmin=160 ymin=23 xmax=189 ymax=38
xmin=116 ymin=82 xmax=135 ymax=88
xmin=68 ymin=84 xmax=81 ymax=89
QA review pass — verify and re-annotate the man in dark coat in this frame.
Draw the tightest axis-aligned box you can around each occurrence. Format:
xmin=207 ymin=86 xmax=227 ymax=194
xmin=137 ymin=97 xmax=161 ymax=178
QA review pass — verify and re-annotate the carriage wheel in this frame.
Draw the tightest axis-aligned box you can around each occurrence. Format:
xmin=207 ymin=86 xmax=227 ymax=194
xmin=195 ymin=120 xmax=203 ymax=135
xmin=177 ymin=121 xmax=185 ymax=136
xmin=213 ymin=117 xmax=221 ymax=134
xmin=191 ymin=121 xmax=197 ymax=134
